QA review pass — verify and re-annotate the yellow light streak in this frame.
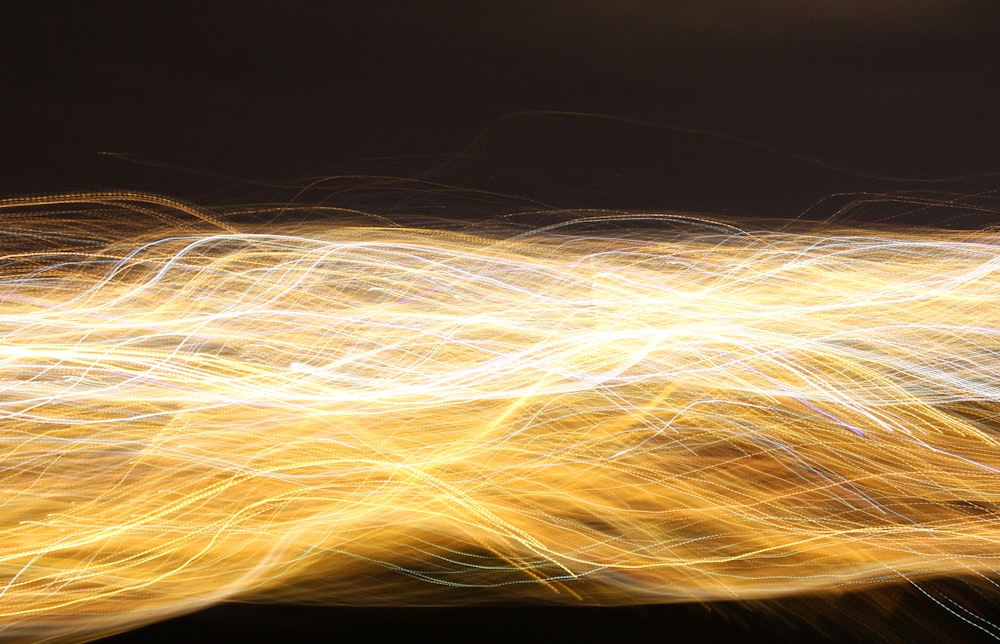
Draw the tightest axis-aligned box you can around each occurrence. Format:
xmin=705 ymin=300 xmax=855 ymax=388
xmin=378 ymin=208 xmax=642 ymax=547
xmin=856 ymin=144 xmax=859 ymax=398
xmin=2 ymin=193 xmax=1000 ymax=640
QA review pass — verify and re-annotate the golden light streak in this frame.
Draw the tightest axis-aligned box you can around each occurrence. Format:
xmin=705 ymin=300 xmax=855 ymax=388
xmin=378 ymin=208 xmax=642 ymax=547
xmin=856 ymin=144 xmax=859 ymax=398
xmin=2 ymin=193 xmax=1000 ymax=640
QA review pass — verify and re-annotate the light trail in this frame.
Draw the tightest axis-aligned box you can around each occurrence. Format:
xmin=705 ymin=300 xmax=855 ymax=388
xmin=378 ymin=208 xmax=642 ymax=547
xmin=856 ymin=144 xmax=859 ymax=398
xmin=2 ymin=193 xmax=1000 ymax=640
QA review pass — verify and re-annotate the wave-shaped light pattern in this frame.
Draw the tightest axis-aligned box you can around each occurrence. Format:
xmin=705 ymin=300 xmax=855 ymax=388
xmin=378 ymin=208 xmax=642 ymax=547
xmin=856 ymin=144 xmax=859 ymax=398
xmin=2 ymin=194 xmax=1000 ymax=640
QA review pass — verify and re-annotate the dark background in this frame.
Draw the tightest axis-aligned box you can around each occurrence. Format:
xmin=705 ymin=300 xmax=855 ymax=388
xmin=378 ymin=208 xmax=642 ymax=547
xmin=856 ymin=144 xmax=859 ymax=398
xmin=3 ymin=1 xmax=1000 ymax=641
xmin=3 ymin=0 xmax=1000 ymax=224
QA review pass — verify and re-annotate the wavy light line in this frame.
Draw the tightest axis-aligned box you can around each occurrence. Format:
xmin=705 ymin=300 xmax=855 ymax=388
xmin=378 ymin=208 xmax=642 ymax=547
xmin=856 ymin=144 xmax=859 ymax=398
xmin=2 ymin=194 xmax=1000 ymax=640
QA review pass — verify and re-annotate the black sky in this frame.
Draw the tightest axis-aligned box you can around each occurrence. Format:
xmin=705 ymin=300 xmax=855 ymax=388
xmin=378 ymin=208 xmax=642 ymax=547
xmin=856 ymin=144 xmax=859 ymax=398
xmin=3 ymin=0 xmax=1000 ymax=222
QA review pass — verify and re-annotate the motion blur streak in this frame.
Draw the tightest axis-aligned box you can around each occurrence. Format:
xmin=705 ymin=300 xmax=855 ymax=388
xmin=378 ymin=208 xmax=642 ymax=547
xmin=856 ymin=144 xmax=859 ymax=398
xmin=2 ymin=193 xmax=1000 ymax=640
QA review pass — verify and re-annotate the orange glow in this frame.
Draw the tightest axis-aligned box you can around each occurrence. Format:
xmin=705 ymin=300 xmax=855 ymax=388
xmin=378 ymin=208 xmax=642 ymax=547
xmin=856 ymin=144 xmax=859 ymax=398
xmin=2 ymin=193 xmax=1000 ymax=640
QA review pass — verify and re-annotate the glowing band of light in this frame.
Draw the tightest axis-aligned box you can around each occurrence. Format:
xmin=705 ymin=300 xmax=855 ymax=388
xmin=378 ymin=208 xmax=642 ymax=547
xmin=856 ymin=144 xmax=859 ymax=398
xmin=2 ymin=194 xmax=1000 ymax=640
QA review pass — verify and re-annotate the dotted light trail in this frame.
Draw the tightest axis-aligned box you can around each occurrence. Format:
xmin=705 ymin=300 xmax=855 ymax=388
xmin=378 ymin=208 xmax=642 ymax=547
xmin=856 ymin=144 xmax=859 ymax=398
xmin=2 ymin=193 xmax=1000 ymax=640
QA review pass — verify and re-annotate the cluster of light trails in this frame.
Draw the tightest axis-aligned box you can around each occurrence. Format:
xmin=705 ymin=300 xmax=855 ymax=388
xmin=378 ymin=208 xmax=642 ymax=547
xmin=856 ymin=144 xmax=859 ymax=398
xmin=1 ymin=193 xmax=1000 ymax=640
